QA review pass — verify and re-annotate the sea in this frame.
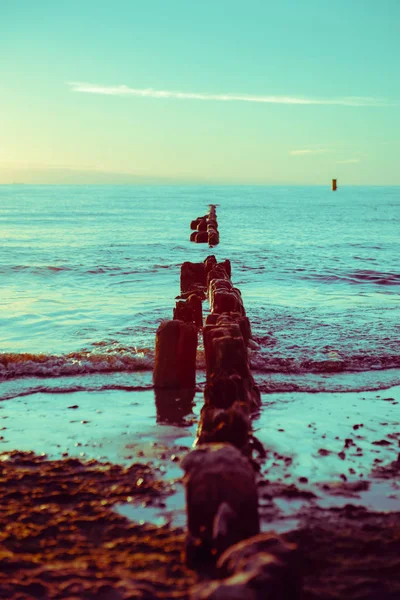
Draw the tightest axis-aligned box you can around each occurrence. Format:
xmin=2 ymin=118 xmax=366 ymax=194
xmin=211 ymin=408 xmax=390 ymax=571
xmin=1 ymin=184 xmax=399 ymax=401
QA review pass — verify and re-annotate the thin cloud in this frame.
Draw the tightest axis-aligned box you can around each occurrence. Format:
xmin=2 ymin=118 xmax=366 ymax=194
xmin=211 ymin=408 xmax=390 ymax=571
xmin=67 ymin=82 xmax=389 ymax=107
xmin=290 ymin=149 xmax=330 ymax=155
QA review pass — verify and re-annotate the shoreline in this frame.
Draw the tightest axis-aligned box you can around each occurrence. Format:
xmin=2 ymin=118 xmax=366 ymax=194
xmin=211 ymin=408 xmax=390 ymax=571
xmin=1 ymin=385 xmax=399 ymax=528
xmin=2 ymin=366 xmax=400 ymax=403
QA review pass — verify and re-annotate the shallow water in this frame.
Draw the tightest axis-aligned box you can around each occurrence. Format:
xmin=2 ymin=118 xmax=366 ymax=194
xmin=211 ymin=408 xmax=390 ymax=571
xmin=1 ymin=185 xmax=399 ymax=394
xmin=1 ymin=386 xmax=398 ymax=529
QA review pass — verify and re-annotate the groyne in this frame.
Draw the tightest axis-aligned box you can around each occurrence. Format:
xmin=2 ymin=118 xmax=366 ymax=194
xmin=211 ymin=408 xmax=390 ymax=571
xmin=189 ymin=205 xmax=220 ymax=246
xmin=153 ymin=209 xmax=300 ymax=598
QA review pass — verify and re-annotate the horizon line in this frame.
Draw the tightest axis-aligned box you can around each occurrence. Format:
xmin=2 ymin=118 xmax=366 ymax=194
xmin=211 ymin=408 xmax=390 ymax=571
xmin=2 ymin=182 xmax=399 ymax=187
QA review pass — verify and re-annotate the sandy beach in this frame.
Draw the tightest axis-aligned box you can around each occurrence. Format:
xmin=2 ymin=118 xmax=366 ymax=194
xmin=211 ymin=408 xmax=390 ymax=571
xmin=1 ymin=381 xmax=399 ymax=598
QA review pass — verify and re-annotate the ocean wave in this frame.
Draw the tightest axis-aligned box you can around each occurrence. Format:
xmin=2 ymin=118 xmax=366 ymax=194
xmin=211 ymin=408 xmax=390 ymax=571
xmin=0 ymin=350 xmax=153 ymax=379
xmin=0 ymin=383 xmax=154 ymax=402
xmin=1 ymin=263 xmax=180 ymax=277
xmin=85 ymin=263 xmax=181 ymax=275
xmin=0 ymin=265 xmax=71 ymax=275
xmin=2 ymin=368 xmax=399 ymax=402
xmin=256 ymin=380 xmax=400 ymax=394
xmin=2 ymin=347 xmax=400 ymax=380
xmin=301 ymin=269 xmax=400 ymax=286
xmin=250 ymin=352 xmax=400 ymax=374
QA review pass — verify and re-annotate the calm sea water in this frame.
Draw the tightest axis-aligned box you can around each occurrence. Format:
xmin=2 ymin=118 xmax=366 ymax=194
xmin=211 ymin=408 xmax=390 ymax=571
xmin=1 ymin=185 xmax=399 ymax=398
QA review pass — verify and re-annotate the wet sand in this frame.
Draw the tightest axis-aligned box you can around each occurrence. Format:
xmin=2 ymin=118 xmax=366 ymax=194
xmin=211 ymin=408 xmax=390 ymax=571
xmin=1 ymin=384 xmax=399 ymax=597
xmin=0 ymin=451 xmax=197 ymax=599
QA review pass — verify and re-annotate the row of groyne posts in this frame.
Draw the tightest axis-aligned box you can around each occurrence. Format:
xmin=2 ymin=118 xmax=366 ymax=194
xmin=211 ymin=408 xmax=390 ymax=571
xmin=189 ymin=205 xmax=219 ymax=246
xmin=153 ymin=206 xmax=301 ymax=599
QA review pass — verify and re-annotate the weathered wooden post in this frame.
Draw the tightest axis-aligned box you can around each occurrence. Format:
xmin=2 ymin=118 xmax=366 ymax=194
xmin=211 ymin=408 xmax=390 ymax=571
xmin=182 ymin=444 xmax=260 ymax=565
xmin=153 ymin=320 xmax=197 ymax=389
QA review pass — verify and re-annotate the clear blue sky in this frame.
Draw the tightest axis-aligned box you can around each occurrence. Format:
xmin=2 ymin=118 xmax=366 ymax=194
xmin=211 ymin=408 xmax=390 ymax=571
xmin=1 ymin=0 xmax=400 ymax=183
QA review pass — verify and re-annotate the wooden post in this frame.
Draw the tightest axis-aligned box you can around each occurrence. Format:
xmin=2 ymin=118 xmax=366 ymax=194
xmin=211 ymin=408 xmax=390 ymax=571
xmin=153 ymin=320 xmax=197 ymax=388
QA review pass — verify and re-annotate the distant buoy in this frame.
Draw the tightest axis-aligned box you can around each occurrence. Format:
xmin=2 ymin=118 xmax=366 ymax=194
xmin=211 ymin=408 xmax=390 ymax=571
xmin=332 ymin=178 xmax=337 ymax=191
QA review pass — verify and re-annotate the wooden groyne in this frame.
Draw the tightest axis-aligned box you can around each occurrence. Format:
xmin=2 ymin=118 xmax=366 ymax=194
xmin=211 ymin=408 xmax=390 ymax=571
xmin=190 ymin=205 xmax=220 ymax=246
xmin=153 ymin=211 xmax=300 ymax=598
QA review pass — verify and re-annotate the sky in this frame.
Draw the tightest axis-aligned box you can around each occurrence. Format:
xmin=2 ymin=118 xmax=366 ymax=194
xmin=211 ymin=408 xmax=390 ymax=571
xmin=1 ymin=0 xmax=400 ymax=184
